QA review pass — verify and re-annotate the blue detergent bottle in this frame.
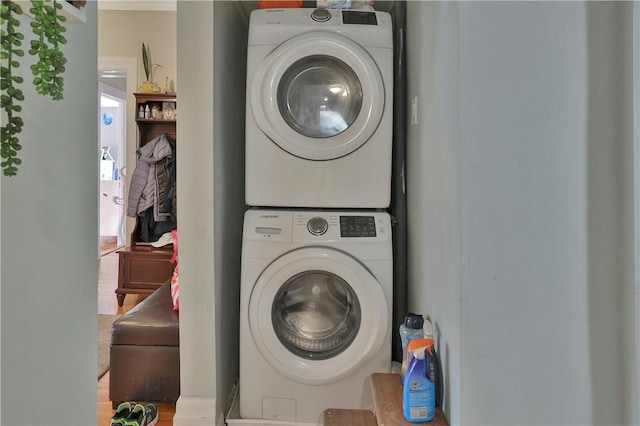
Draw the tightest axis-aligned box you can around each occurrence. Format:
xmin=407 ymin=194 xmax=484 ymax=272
xmin=402 ymin=338 xmax=436 ymax=423
xmin=399 ymin=313 xmax=424 ymax=383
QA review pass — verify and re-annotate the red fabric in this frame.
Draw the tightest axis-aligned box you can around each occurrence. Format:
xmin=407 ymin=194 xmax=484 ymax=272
xmin=171 ymin=265 xmax=179 ymax=311
xmin=170 ymin=230 xmax=179 ymax=311
xmin=258 ymin=0 xmax=302 ymax=8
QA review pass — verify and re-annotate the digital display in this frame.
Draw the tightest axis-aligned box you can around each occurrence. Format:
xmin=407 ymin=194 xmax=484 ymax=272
xmin=342 ymin=10 xmax=377 ymax=26
xmin=340 ymin=216 xmax=376 ymax=237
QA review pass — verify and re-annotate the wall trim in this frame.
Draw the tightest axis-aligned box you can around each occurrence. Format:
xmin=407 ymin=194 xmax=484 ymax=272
xmin=173 ymin=396 xmax=222 ymax=426
xmin=633 ymin=2 xmax=640 ymax=422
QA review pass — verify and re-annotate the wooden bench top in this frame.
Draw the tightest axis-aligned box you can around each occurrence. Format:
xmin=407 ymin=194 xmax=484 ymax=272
xmin=371 ymin=373 xmax=448 ymax=426
xmin=323 ymin=408 xmax=376 ymax=426
xmin=324 ymin=373 xmax=448 ymax=426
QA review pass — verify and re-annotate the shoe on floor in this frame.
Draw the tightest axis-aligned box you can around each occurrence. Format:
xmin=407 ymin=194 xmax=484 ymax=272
xmin=110 ymin=402 xmax=136 ymax=426
xmin=124 ymin=403 xmax=158 ymax=426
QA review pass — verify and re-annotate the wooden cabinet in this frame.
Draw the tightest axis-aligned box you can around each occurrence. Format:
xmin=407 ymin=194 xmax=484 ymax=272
xmin=134 ymin=93 xmax=177 ymax=146
xmin=116 ymin=246 xmax=176 ymax=306
xmin=115 ymin=93 xmax=178 ymax=305
xmin=130 ymin=92 xmax=178 ymax=246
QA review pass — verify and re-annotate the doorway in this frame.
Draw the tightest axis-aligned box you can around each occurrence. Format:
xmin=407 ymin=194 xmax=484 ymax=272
xmin=99 ymin=87 xmax=125 ymax=254
xmin=98 ymin=57 xmax=137 ymax=255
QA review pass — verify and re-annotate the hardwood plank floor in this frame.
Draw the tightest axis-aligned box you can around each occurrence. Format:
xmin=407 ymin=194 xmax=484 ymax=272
xmin=97 ymin=251 xmax=176 ymax=425
xmin=98 ymin=372 xmax=175 ymax=425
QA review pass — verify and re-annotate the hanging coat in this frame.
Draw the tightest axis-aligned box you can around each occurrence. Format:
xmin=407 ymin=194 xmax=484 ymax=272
xmin=127 ymin=133 xmax=173 ymax=218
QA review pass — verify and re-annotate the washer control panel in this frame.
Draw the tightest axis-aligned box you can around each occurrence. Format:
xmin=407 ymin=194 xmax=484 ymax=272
xmin=244 ymin=210 xmax=391 ymax=243
xmin=294 ymin=211 xmax=390 ymax=241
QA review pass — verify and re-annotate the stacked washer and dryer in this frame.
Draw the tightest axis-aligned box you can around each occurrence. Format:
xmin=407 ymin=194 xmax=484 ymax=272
xmin=239 ymin=7 xmax=394 ymax=425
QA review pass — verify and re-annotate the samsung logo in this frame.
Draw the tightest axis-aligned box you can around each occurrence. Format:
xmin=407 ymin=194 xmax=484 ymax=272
xmin=260 ymin=215 xmax=279 ymax=219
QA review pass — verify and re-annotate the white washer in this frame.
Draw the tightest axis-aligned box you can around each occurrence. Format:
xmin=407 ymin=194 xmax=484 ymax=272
xmin=245 ymin=8 xmax=393 ymax=208
xmin=239 ymin=209 xmax=393 ymax=425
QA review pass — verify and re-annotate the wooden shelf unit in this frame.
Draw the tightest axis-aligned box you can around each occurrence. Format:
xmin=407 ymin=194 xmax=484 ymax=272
xmin=134 ymin=93 xmax=177 ymax=147
xmin=115 ymin=93 xmax=178 ymax=306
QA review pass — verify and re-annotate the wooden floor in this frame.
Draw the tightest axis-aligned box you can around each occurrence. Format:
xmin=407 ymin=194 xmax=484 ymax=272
xmin=97 ymin=251 xmax=176 ymax=425
xmin=100 ymin=241 xmax=118 ymax=257
xmin=98 ymin=372 xmax=176 ymax=425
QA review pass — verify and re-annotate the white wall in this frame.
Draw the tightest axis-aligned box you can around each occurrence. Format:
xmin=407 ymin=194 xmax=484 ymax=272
xmin=406 ymin=1 xmax=461 ymax=423
xmin=620 ymin=3 xmax=640 ymax=425
xmin=408 ymin=2 xmax=632 ymax=424
xmin=98 ymin=10 xmax=176 ymax=244
xmin=621 ymin=3 xmax=640 ymax=424
xmin=174 ymin=1 xmax=218 ymax=423
xmin=459 ymin=2 xmax=621 ymax=423
xmin=174 ymin=2 xmax=248 ymax=424
xmin=99 ymin=10 xmax=177 ymax=93
xmin=212 ymin=0 xmax=248 ymax=421
xmin=0 ymin=3 xmax=98 ymax=425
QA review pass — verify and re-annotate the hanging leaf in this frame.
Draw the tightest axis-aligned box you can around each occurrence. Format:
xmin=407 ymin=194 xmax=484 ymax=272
xmin=142 ymin=42 xmax=150 ymax=81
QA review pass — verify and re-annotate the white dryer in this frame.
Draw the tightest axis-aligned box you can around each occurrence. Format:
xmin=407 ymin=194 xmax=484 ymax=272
xmin=239 ymin=209 xmax=393 ymax=425
xmin=245 ymin=8 xmax=393 ymax=208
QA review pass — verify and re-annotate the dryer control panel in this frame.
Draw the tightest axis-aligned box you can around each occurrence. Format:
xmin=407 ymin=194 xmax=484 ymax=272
xmin=248 ymin=8 xmax=393 ymax=49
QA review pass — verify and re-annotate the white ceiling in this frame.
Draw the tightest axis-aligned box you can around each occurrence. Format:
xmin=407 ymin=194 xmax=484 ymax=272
xmin=98 ymin=0 xmax=177 ymax=12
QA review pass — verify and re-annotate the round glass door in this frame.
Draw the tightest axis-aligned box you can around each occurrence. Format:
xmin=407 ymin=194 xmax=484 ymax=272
xmin=277 ymin=55 xmax=363 ymax=139
xmin=272 ymin=270 xmax=361 ymax=360
xmin=250 ymin=31 xmax=385 ymax=161
xmin=248 ymin=247 xmax=388 ymax=385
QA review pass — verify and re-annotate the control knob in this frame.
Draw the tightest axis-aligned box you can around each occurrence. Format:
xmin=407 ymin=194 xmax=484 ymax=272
xmin=311 ymin=8 xmax=331 ymax=22
xmin=307 ymin=217 xmax=328 ymax=236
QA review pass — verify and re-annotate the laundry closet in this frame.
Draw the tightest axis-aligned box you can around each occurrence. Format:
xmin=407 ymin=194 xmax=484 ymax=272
xmin=175 ymin=2 xmax=401 ymax=425
xmin=176 ymin=2 xmax=635 ymax=426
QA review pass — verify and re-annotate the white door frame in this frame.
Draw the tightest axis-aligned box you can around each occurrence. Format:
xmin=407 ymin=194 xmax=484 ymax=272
xmin=98 ymin=86 xmax=126 ymax=247
xmin=98 ymin=57 xmax=138 ymax=247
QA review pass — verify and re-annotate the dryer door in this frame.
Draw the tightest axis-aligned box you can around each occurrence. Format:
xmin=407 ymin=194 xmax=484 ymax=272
xmin=250 ymin=31 xmax=385 ymax=161
xmin=248 ymin=247 xmax=388 ymax=385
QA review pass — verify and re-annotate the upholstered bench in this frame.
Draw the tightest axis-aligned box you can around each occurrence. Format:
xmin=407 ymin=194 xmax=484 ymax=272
xmin=109 ymin=280 xmax=180 ymax=408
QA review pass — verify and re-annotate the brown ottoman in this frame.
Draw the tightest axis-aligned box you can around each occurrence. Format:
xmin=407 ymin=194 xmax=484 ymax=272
xmin=109 ymin=281 xmax=179 ymax=408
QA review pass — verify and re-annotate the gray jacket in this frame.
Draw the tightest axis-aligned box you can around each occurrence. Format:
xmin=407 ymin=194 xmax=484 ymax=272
xmin=127 ymin=134 xmax=173 ymax=218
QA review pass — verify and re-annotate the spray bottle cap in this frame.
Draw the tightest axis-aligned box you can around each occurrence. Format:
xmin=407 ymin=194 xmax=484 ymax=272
xmin=407 ymin=338 xmax=435 ymax=360
xmin=404 ymin=313 xmax=424 ymax=329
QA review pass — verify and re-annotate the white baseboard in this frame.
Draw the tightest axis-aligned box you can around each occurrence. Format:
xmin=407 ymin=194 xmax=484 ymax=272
xmin=173 ymin=396 xmax=224 ymax=426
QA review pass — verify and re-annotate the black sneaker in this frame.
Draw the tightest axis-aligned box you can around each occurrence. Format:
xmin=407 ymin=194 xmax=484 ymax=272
xmin=124 ymin=403 xmax=158 ymax=426
xmin=110 ymin=401 xmax=136 ymax=426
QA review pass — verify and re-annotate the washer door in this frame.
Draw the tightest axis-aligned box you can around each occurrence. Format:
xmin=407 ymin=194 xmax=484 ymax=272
xmin=248 ymin=247 xmax=388 ymax=385
xmin=251 ymin=31 xmax=385 ymax=161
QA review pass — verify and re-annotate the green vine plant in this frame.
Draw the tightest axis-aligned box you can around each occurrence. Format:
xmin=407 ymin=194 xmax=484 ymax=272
xmin=29 ymin=0 xmax=66 ymax=100
xmin=0 ymin=0 xmax=67 ymax=177
xmin=0 ymin=0 xmax=25 ymax=176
